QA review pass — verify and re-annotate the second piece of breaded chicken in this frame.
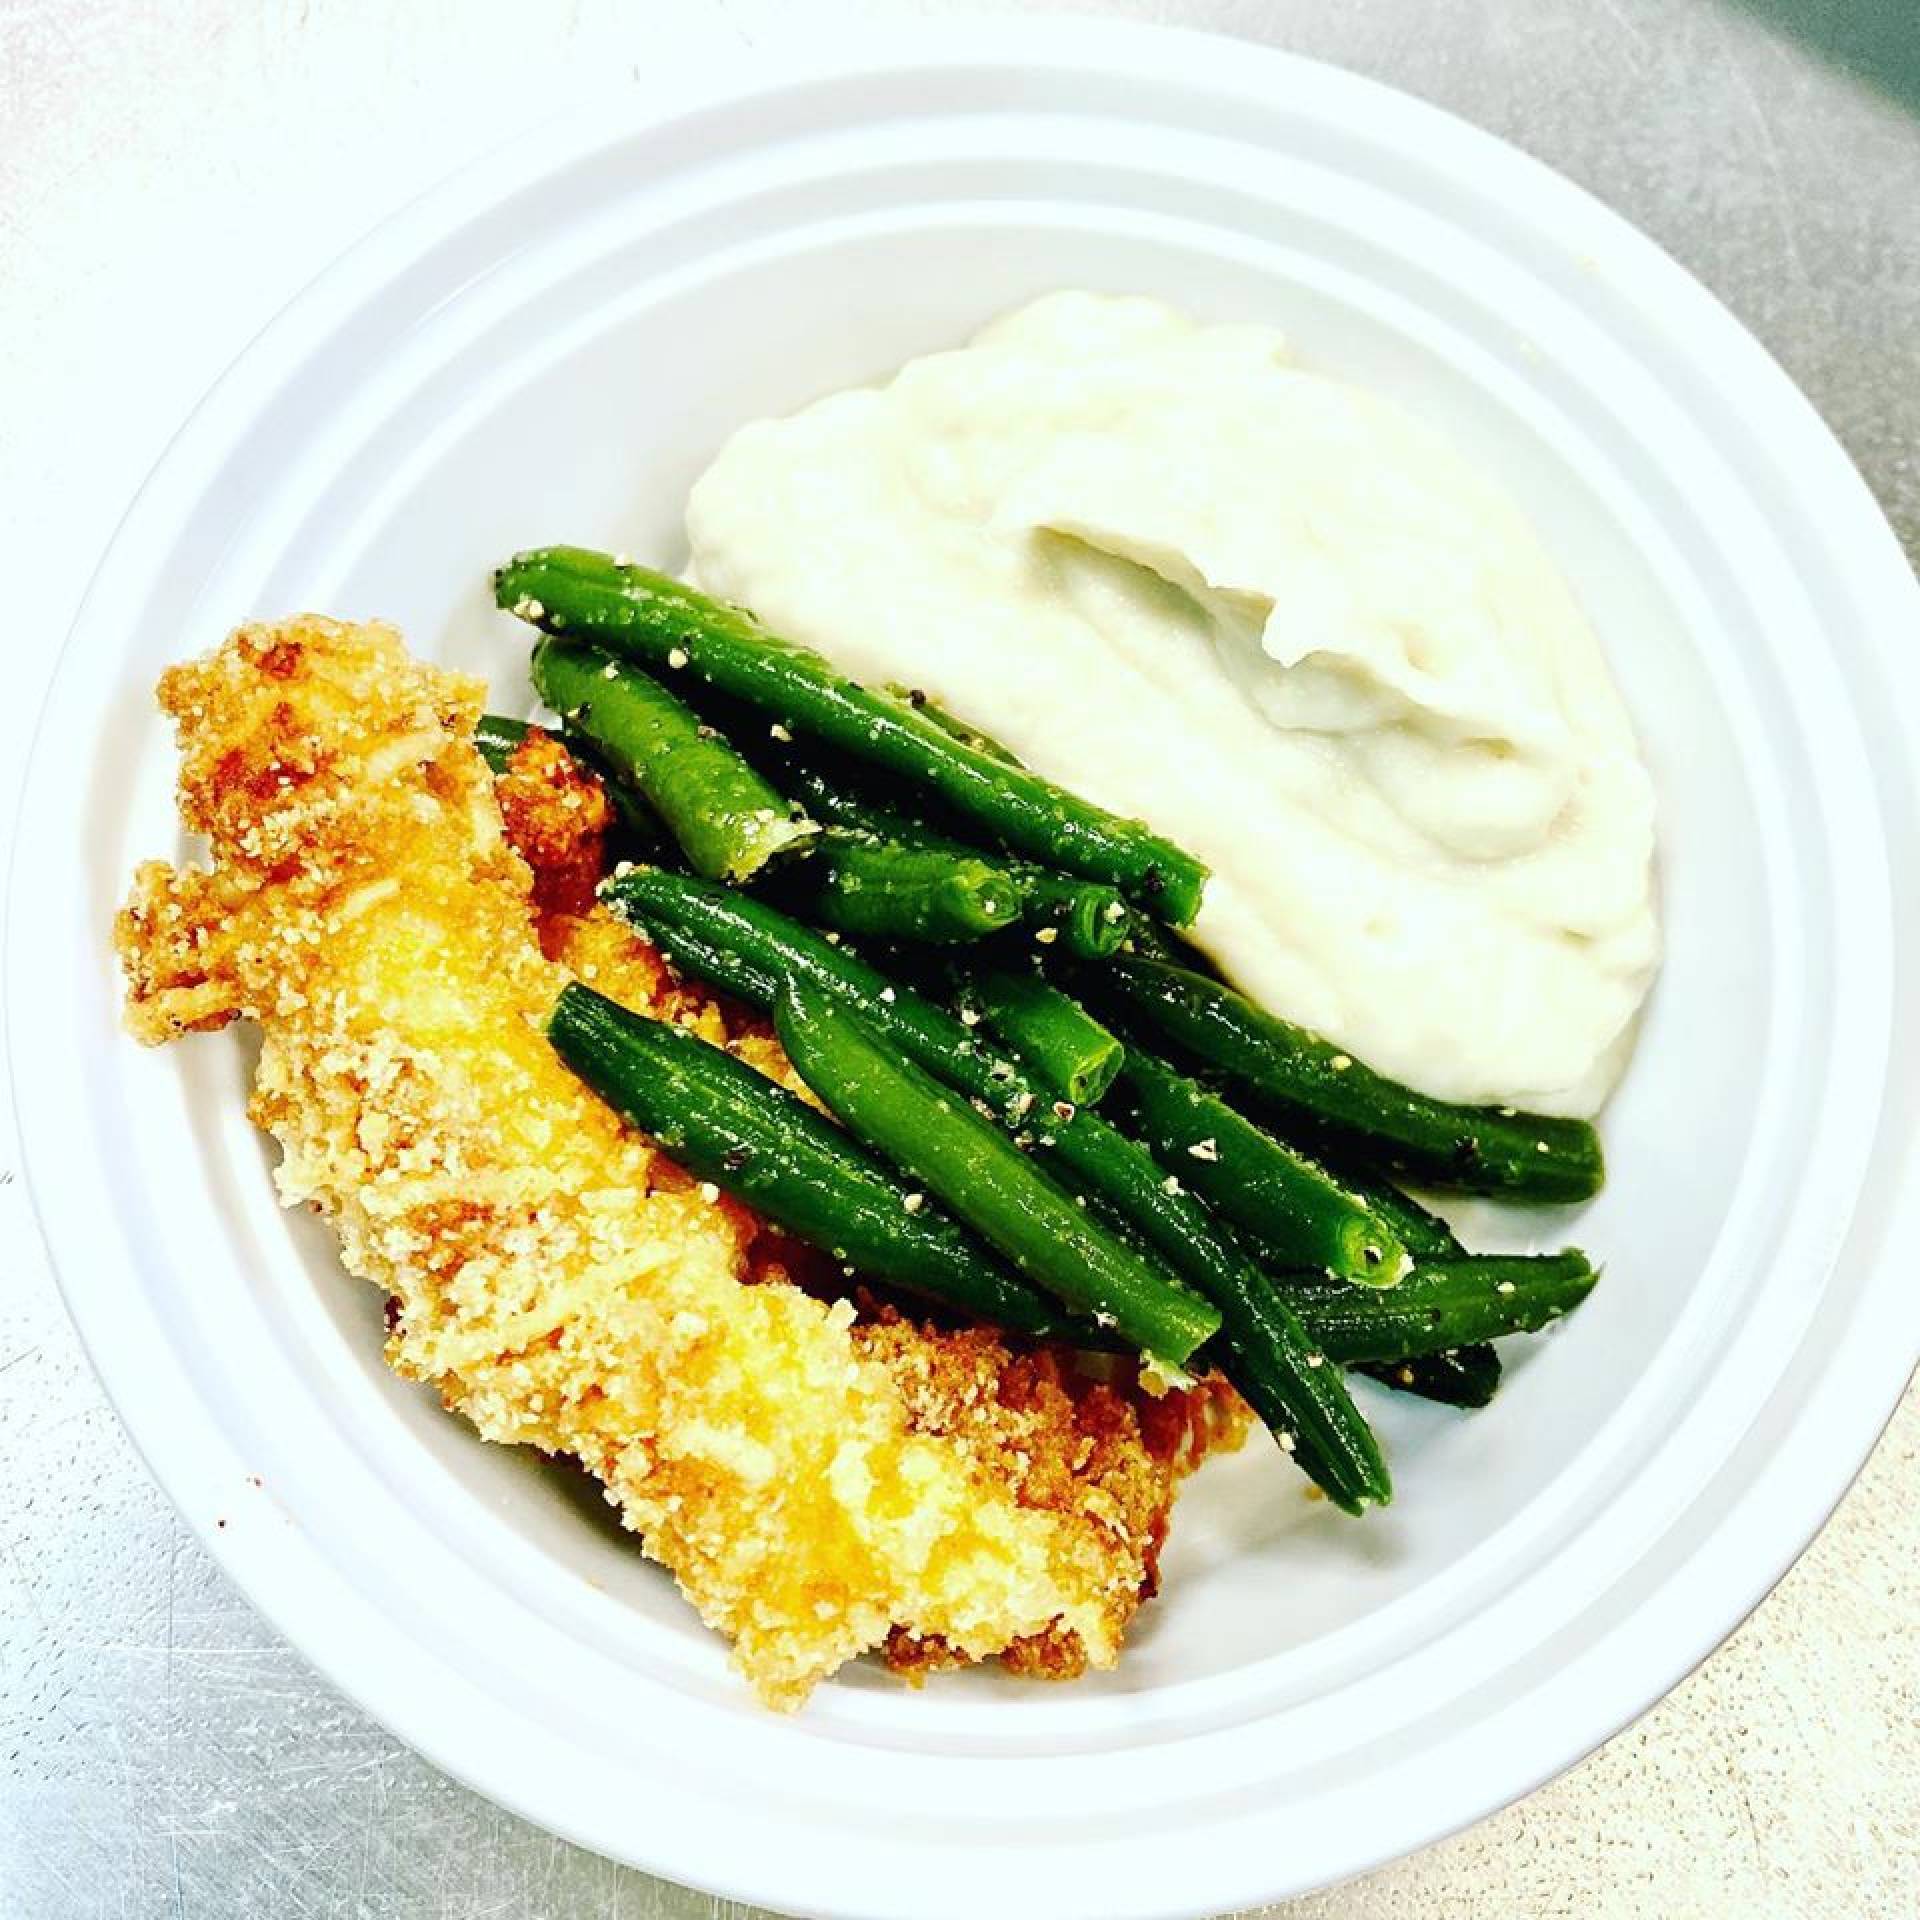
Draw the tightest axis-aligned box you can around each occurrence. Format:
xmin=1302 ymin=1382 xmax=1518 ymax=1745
xmin=116 ymin=615 xmax=1237 ymax=1705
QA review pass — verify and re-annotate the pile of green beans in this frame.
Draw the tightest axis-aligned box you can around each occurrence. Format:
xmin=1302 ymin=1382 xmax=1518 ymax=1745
xmin=770 ymin=756 xmax=1134 ymax=960
xmin=531 ymin=637 xmax=814 ymax=883
xmin=771 ymin=977 xmax=1220 ymax=1368
xmin=1098 ymin=955 xmax=1604 ymax=1202
xmin=782 ymin=832 xmax=1023 ymax=944
xmin=548 ymin=982 xmax=1069 ymax=1337
xmin=488 ymin=547 xmax=1611 ymax=1509
xmin=949 ymin=967 xmax=1125 ymax=1108
xmin=496 ymin=548 xmax=1208 ymax=922
xmin=602 ymin=866 xmax=1386 ymax=1509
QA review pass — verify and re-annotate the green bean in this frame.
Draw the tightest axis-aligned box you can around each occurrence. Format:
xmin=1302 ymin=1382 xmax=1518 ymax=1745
xmin=1319 ymin=1163 xmax=1464 ymax=1259
xmin=1116 ymin=913 xmax=1222 ymax=977
xmin=635 ymin=659 xmax=1135 ymax=954
xmin=555 ymin=725 xmax=670 ymax=854
xmin=1286 ymin=1252 xmax=1595 ymax=1363
xmin=784 ymin=831 xmax=1021 ymax=944
xmin=1207 ymin=1285 xmax=1390 ymax=1512
xmin=605 ymin=867 xmax=1390 ymax=1509
xmin=610 ymin=866 xmax=997 ymax=1087
xmin=1360 ymin=1347 xmax=1502 ymax=1409
xmin=1114 ymin=1049 xmax=1407 ymax=1286
xmin=496 ymin=548 xmax=1207 ymax=922
xmin=764 ymin=755 xmax=902 ymax=837
xmin=1102 ymin=956 xmax=1605 ymax=1202
xmin=892 ymin=687 xmax=1020 ymax=764
xmin=777 ymin=758 xmax=1132 ymax=959
xmin=474 ymin=712 xmax=530 ymax=774
xmin=956 ymin=968 xmax=1125 ymax=1108
xmin=530 ymin=637 xmax=814 ymax=883
xmin=770 ymin=978 xmax=1220 ymax=1367
xmin=1016 ymin=872 xmax=1132 ymax=958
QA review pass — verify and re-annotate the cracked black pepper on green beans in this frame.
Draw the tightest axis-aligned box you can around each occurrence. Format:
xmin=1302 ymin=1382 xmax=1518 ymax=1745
xmin=483 ymin=546 xmax=1608 ymax=1516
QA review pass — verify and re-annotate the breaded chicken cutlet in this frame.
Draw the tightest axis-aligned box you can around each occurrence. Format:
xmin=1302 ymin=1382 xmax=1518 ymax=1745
xmin=116 ymin=615 xmax=1242 ymax=1706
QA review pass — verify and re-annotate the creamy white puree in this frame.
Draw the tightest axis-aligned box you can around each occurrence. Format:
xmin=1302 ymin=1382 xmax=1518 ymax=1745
xmin=686 ymin=293 xmax=1659 ymax=1115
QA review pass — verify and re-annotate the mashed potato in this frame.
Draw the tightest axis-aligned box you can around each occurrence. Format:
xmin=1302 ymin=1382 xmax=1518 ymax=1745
xmin=687 ymin=293 xmax=1659 ymax=1115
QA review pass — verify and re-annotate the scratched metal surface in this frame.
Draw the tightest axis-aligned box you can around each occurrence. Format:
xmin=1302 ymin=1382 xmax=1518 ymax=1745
xmin=2 ymin=2 xmax=1916 ymax=1915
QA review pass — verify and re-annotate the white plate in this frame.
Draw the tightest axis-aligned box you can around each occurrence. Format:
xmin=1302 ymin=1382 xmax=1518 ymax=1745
xmin=12 ymin=22 xmax=1920 ymax=1919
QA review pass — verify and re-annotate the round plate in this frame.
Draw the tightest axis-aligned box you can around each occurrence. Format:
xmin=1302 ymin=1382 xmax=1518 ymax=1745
xmin=12 ymin=22 xmax=1920 ymax=1919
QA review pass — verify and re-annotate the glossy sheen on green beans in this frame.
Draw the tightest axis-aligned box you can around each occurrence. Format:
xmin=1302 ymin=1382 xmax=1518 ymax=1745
xmin=1361 ymin=1346 xmax=1502 ymax=1409
xmin=531 ymin=638 xmax=814 ymax=883
xmin=1117 ymin=913 xmax=1222 ymax=977
xmin=610 ymin=866 xmax=990 ymax=1085
xmin=1288 ymin=1252 xmax=1596 ymax=1363
xmin=898 ymin=689 xmax=1020 ymax=765
xmin=789 ymin=831 xmax=1021 ymax=944
xmin=474 ymin=712 xmax=530 ymax=774
xmin=1189 ymin=1268 xmax=1390 ymax=1514
xmin=1198 ymin=1268 xmax=1391 ymax=1512
xmin=1016 ymin=869 xmax=1132 ymax=959
xmin=1326 ymin=1166 xmax=1464 ymax=1259
xmin=778 ymin=757 xmax=1132 ymax=959
xmin=495 ymin=549 xmax=1208 ymax=922
xmin=556 ymin=725 xmax=669 ymax=853
xmin=601 ymin=872 xmax=1180 ymax=1270
xmin=545 ymin=983 xmax=1066 ymax=1337
xmin=1118 ymin=1050 xmax=1407 ymax=1285
xmin=959 ymin=969 xmax=1124 ymax=1108
xmin=771 ymin=978 xmax=1221 ymax=1367
xmin=606 ymin=867 xmax=1388 ymax=1508
xmin=1104 ymin=956 xmax=1606 ymax=1201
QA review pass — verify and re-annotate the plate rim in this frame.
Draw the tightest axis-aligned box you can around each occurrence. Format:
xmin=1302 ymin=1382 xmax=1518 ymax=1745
xmin=11 ymin=19 xmax=1920 ymax=1917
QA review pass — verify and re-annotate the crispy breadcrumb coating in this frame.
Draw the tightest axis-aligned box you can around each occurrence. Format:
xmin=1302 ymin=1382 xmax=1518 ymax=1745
xmin=115 ymin=616 xmax=1240 ymax=1705
xmin=491 ymin=724 xmax=611 ymax=923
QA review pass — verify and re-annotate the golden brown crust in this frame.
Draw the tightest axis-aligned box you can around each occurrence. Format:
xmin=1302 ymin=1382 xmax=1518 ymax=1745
xmin=860 ymin=1323 xmax=1247 ymax=1685
xmin=115 ymin=615 xmax=1241 ymax=1707
xmin=492 ymin=725 xmax=612 ymax=925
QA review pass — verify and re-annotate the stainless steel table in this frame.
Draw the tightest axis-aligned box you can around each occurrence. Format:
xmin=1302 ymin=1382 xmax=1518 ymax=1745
xmin=3 ymin=2 xmax=1915 ymax=1913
